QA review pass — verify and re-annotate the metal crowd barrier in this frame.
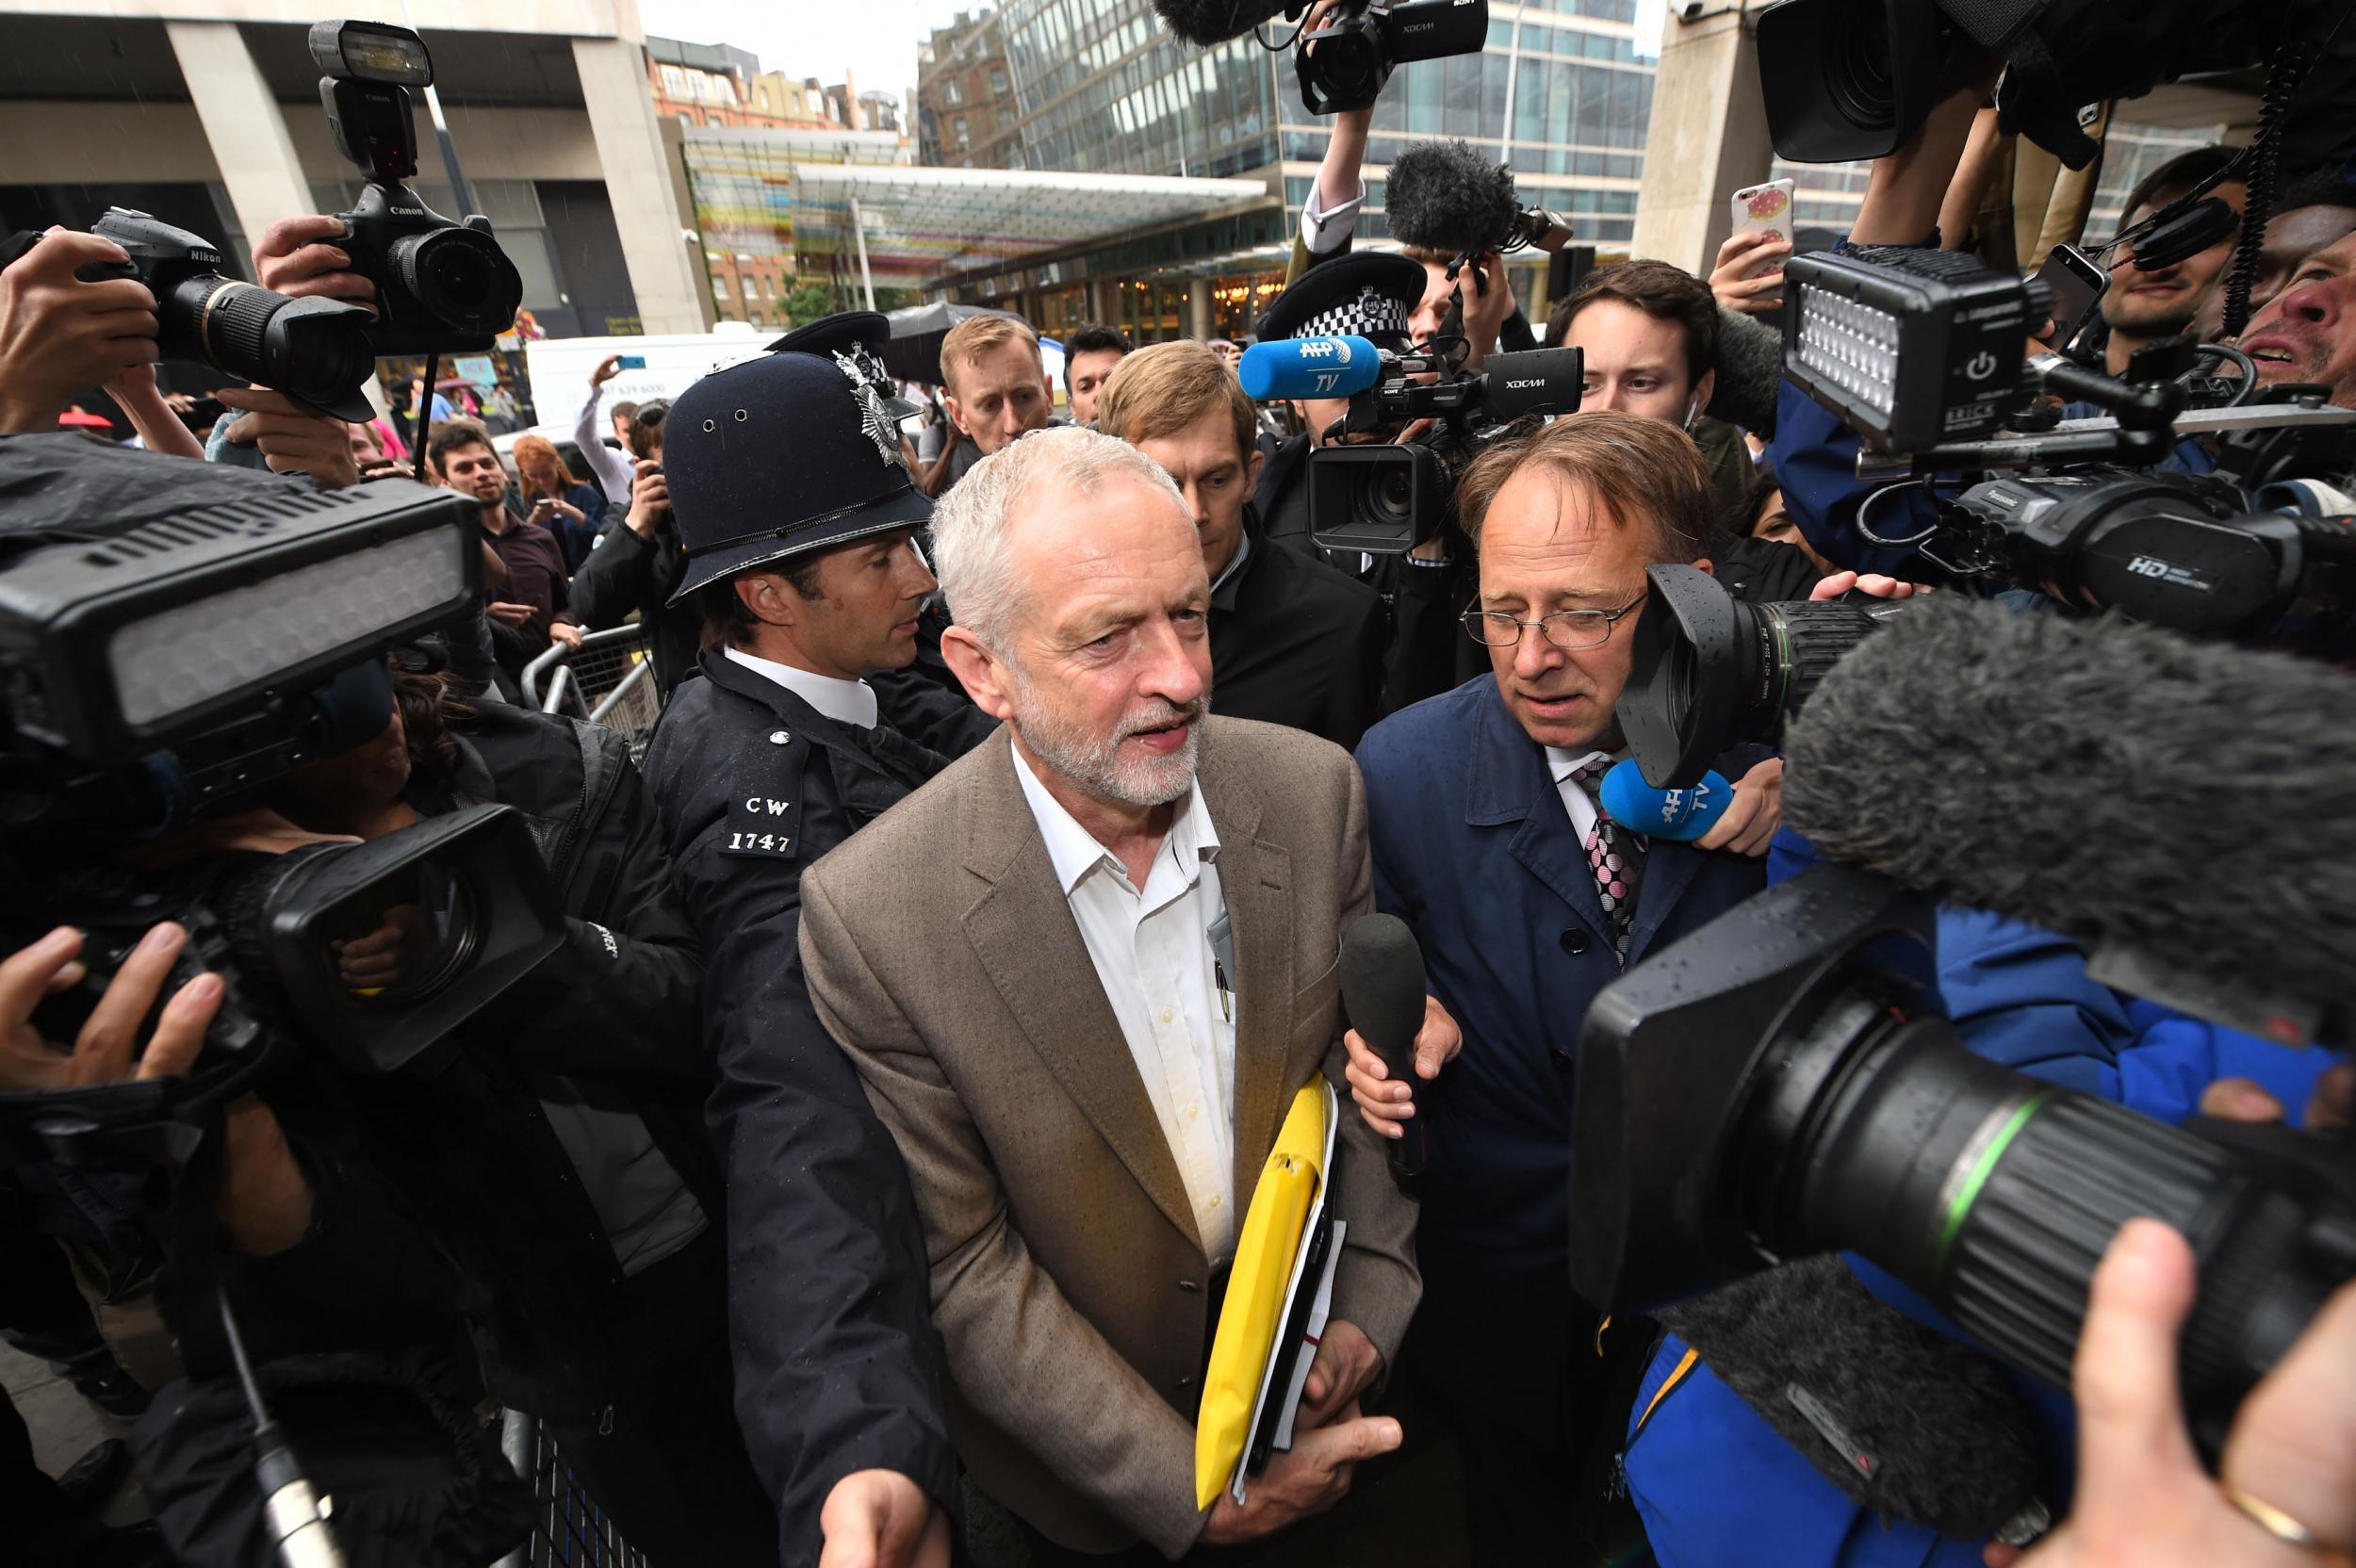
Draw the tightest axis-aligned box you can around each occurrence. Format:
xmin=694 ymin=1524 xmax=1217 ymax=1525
xmin=520 ymin=625 xmax=665 ymax=760
xmin=494 ymin=1408 xmax=650 ymax=1568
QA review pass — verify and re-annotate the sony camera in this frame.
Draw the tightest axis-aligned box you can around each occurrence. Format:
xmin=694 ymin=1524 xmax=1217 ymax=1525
xmin=1297 ymin=0 xmax=1491 ymax=116
xmin=1570 ymin=859 xmax=2356 ymax=1455
xmin=1308 ymin=343 xmax=1583 ymax=553
xmin=74 ymin=210 xmax=379 ymax=423
xmin=312 ymin=21 xmax=523 ymax=355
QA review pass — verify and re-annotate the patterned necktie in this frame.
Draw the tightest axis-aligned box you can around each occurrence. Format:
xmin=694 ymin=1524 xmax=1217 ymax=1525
xmin=1569 ymin=760 xmax=1647 ymax=961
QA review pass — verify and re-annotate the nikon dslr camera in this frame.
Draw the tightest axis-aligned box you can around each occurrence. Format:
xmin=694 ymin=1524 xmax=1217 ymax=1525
xmin=312 ymin=21 xmax=523 ymax=355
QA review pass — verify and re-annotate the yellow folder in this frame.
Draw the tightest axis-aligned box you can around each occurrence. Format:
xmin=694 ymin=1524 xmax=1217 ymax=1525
xmin=1193 ymin=1080 xmax=1333 ymax=1510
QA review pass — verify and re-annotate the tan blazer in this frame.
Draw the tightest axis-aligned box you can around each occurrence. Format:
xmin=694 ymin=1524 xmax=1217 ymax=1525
xmin=799 ymin=716 xmax=1421 ymax=1556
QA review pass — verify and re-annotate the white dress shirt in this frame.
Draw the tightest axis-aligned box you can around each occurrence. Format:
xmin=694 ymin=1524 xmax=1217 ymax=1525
xmin=722 ymin=646 xmax=879 ymax=729
xmin=1546 ymin=745 xmax=1618 ymax=843
xmin=1010 ymin=743 xmax=1240 ymax=1262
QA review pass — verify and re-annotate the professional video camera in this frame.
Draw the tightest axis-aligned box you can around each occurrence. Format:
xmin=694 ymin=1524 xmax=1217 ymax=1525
xmin=1239 ymin=334 xmax=1583 ymax=552
xmin=1146 ymin=0 xmax=1489 ymax=116
xmin=1610 ymin=242 xmax=2356 ymax=789
xmin=1570 ymin=860 xmax=2356 ymax=1458
xmin=1754 ymin=0 xmax=2324 ymax=168
xmin=0 ymin=443 xmax=564 ymax=1130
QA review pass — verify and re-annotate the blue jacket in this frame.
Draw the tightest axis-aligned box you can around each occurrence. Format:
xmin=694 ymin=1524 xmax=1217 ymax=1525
xmin=1355 ymin=676 xmax=1770 ymax=1445
xmin=1624 ymin=829 xmax=2337 ymax=1567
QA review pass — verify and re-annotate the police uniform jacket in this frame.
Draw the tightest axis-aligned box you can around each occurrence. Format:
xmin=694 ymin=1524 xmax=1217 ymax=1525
xmin=639 ymin=645 xmax=997 ymax=1559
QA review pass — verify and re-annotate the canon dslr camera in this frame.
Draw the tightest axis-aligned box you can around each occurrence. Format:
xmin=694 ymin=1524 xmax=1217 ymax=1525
xmin=312 ymin=21 xmax=523 ymax=354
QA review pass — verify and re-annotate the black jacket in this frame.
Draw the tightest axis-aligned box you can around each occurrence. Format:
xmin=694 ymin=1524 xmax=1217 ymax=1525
xmin=1209 ymin=516 xmax=1384 ymax=751
xmin=640 ymin=649 xmax=996 ymax=1563
xmin=570 ymin=511 xmax=702 ymax=699
xmin=357 ymin=700 xmax=721 ymax=1421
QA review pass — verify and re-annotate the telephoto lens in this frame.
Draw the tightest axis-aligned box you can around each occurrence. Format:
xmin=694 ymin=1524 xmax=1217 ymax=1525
xmin=88 ymin=208 xmax=377 ymax=423
xmin=1615 ymin=563 xmax=1915 ymax=788
xmin=1572 ymin=862 xmax=2356 ymax=1457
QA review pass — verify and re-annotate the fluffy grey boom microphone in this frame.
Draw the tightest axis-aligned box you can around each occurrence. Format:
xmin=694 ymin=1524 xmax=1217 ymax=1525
xmin=1150 ymin=0 xmax=1299 ymax=47
xmin=1384 ymin=139 xmax=1523 ymax=259
xmin=1782 ymin=597 xmax=2356 ymax=1030
xmin=1656 ymin=1256 xmax=2046 ymax=1540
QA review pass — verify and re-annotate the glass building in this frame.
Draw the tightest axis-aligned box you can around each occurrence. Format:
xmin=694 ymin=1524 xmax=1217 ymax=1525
xmin=926 ymin=0 xmax=1661 ymax=335
xmin=909 ymin=2 xmax=2244 ymax=336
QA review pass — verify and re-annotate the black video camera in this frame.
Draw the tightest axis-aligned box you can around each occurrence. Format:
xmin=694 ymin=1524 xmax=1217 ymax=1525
xmin=1296 ymin=0 xmax=1490 ymax=116
xmin=1754 ymin=0 xmax=2310 ymax=169
xmin=76 ymin=210 xmax=378 ymax=424
xmin=1307 ymin=344 xmax=1583 ymax=553
xmin=0 ymin=444 xmax=564 ymax=1168
xmin=312 ymin=21 xmax=523 ymax=355
xmin=1570 ymin=860 xmax=2356 ymax=1456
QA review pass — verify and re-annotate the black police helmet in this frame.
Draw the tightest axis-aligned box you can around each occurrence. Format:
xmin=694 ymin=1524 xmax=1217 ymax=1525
xmin=663 ymin=351 xmax=929 ymax=604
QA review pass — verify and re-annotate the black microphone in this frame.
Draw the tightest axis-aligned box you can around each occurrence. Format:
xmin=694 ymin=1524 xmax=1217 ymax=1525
xmin=1149 ymin=0 xmax=1299 ymax=47
xmin=1782 ymin=598 xmax=2356 ymax=1040
xmin=1656 ymin=1256 xmax=2047 ymax=1543
xmin=1339 ymin=913 xmax=1430 ymax=1186
xmin=1385 ymin=139 xmax=1523 ymax=260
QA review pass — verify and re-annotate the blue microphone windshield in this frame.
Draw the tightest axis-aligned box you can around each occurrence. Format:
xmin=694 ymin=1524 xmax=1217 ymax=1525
xmin=1236 ymin=335 xmax=1386 ymax=402
xmin=1599 ymin=759 xmax=1733 ymax=842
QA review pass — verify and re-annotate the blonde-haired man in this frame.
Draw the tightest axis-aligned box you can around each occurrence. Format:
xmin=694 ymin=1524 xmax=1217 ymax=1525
xmin=921 ymin=312 xmax=1056 ymax=495
xmin=1096 ymin=340 xmax=1385 ymax=750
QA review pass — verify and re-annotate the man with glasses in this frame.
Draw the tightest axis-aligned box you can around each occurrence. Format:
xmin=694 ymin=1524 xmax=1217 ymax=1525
xmin=1343 ymin=412 xmax=1781 ymax=1559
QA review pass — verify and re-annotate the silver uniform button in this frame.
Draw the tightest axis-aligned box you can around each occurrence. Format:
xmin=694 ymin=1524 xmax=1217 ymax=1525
xmin=769 ymin=730 xmax=792 ymax=744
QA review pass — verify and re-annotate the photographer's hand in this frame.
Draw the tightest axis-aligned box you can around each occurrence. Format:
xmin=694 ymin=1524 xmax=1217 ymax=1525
xmin=1710 ymin=230 xmax=1791 ymax=316
xmin=590 ymin=353 xmax=623 ymax=390
xmin=1988 ymin=1220 xmax=2356 ymax=1568
xmin=106 ymin=362 xmax=205 ymax=460
xmin=252 ymin=215 xmax=376 ymax=310
xmin=0 ymin=924 xmax=314 ymax=1255
xmin=1851 ymin=71 xmax=1996 ymax=247
xmin=217 ymin=385 xmax=361 ymax=490
xmin=626 ymin=457 xmax=669 ymax=540
xmin=1458 ymin=252 xmax=1514 ymax=369
xmin=1698 ymin=757 xmax=1783 ymax=858
xmin=1345 ymin=992 xmax=1463 ymax=1138
xmin=817 ymin=1470 xmax=951 ymax=1568
xmin=1811 ymin=569 xmax=1928 ymax=603
xmin=0 ymin=229 xmax=159 ymax=433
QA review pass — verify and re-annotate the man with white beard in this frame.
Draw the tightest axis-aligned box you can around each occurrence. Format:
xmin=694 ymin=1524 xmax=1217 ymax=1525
xmin=794 ymin=426 xmax=1426 ymax=1564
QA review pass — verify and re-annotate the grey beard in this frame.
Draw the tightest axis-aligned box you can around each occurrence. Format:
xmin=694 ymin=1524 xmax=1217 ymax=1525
xmin=1011 ymin=672 xmax=1208 ymax=808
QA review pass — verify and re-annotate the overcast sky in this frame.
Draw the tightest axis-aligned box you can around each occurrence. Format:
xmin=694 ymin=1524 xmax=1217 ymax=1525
xmin=637 ymin=0 xmax=976 ymax=106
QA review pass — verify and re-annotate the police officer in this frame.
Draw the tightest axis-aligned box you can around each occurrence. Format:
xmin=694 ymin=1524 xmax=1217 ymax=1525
xmin=577 ymin=311 xmax=925 ymax=698
xmin=639 ymin=348 xmax=995 ymax=1568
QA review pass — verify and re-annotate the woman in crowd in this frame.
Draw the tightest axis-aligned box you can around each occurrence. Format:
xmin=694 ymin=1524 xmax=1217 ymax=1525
xmin=511 ymin=433 xmax=606 ymax=571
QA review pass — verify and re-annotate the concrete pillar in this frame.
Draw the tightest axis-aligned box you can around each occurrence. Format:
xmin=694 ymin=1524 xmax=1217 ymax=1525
xmin=164 ymin=22 xmax=319 ymax=253
xmin=1628 ymin=10 xmax=1775 ymax=275
xmin=1188 ymin=276 xmax=1211 ymax=341
xmin=573 ymin=37 xmax=712 ymax=334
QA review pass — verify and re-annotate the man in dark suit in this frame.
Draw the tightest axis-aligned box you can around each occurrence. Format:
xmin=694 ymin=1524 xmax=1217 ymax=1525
xmin=1094 ymin=339 xmax=1386 ymax=750
xmin=1346 ymin=412 xmax=1784 ymax=1560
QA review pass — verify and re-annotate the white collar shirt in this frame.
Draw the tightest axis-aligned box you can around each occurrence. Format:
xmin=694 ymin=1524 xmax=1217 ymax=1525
xmin=1010 ymin=742 xmax=1239 ymax=1262
xmin=722 ymin=646 xmax=879 ymax=730
xmin=1546 ymin=745 xmax=1619 ymax=843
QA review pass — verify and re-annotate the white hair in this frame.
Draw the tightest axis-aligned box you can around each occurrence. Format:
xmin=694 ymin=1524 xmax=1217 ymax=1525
xmin=927 ymin=423 xmax=1187 ymax=651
